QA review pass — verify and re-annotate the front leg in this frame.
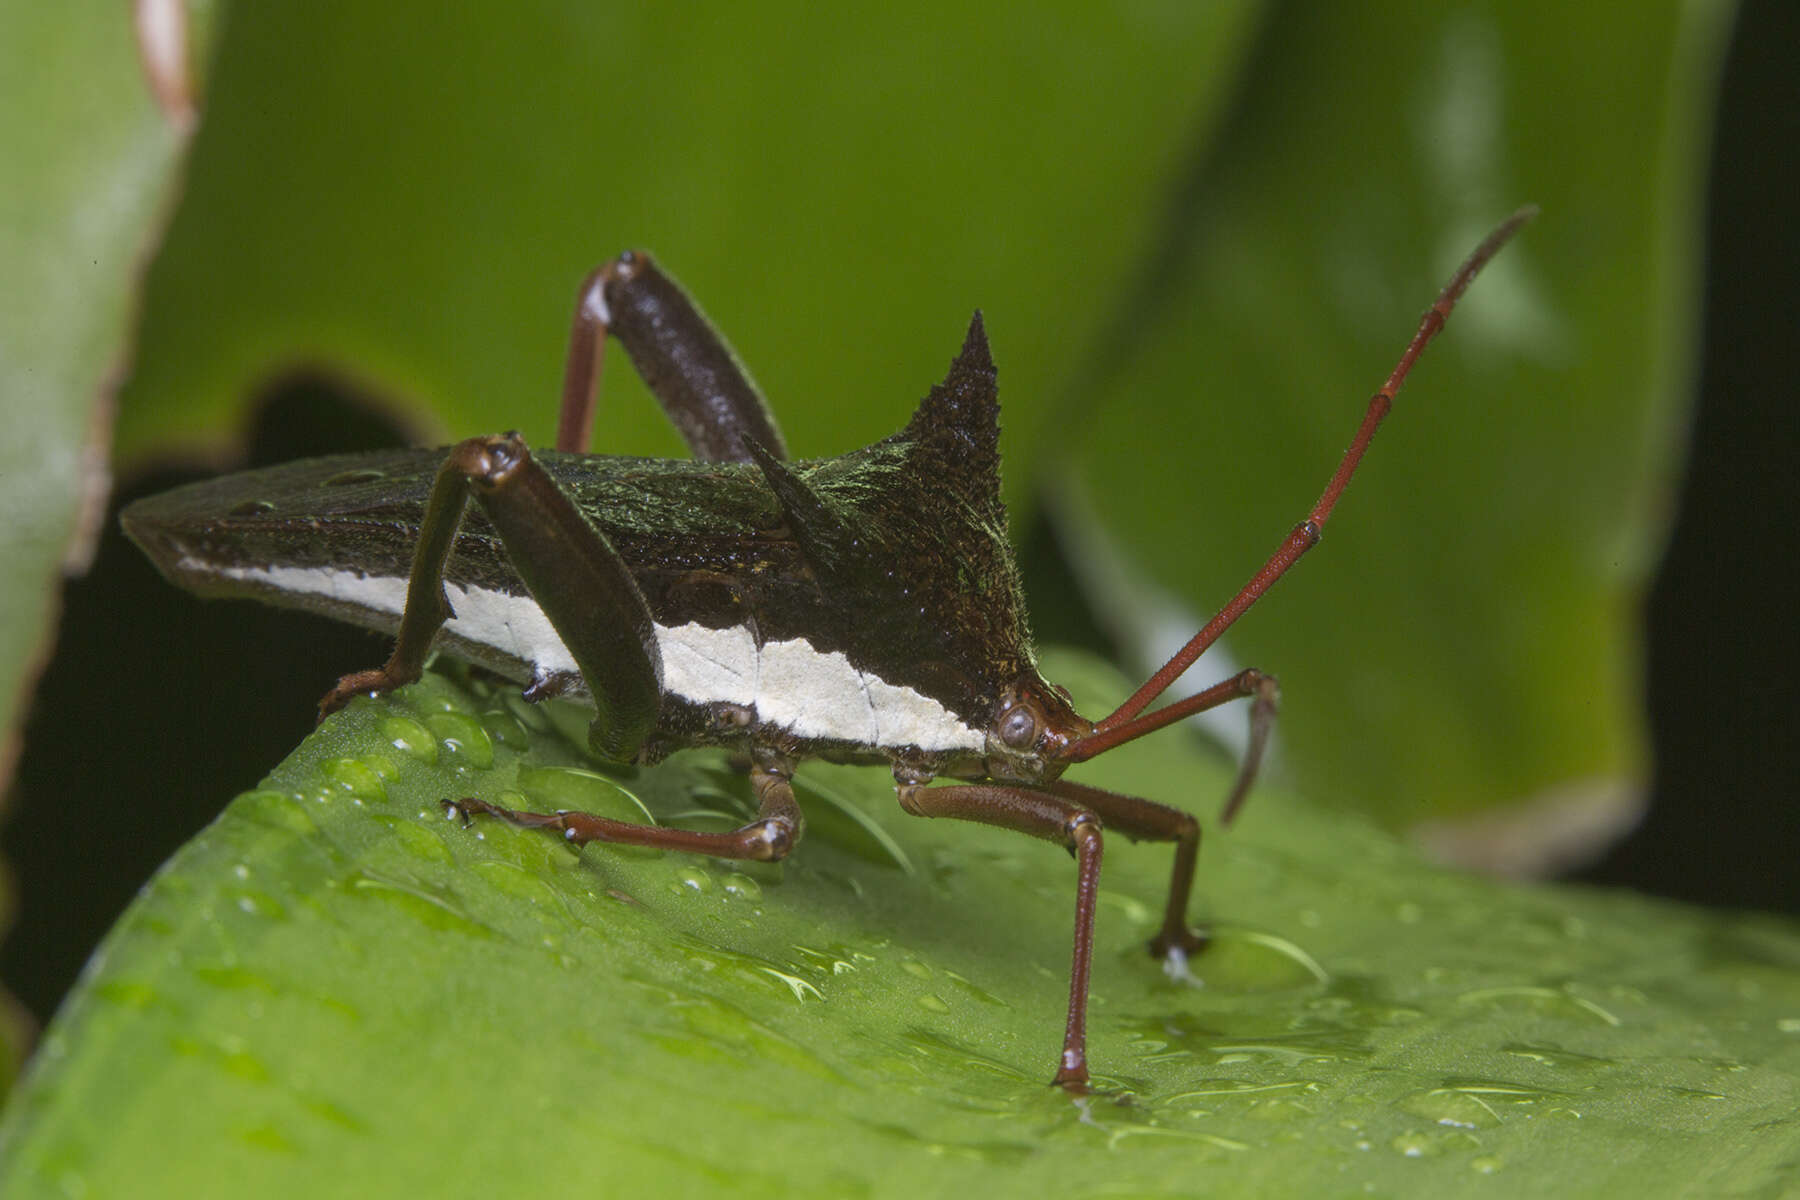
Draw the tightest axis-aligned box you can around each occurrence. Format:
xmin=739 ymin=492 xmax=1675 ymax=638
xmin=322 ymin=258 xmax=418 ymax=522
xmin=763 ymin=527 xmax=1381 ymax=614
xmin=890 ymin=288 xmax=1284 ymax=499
xmin=895 ymin=781 xmax=1105 ymax=1092
xmin=1047 ymin=778 xmax=1207 ymax=962
xmin=319 ymin=433 xmax=663 ymax=764
xmin=315 ymin=440 xmax=474 ymax=717
xmin=1056 ymin=667 xmax=1280 ymax=963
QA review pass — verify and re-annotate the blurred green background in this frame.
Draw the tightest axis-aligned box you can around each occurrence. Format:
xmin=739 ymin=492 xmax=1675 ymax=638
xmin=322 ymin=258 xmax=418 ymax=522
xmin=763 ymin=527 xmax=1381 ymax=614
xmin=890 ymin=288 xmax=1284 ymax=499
xmin=0 ymin=0 xmax=1794 ymax=1181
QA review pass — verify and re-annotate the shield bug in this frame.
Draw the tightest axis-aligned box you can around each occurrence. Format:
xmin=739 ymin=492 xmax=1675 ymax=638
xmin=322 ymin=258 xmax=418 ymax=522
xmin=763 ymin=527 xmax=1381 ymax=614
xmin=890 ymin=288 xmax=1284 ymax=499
xmin=123 ymin=208 xmax=1535 ymax=1090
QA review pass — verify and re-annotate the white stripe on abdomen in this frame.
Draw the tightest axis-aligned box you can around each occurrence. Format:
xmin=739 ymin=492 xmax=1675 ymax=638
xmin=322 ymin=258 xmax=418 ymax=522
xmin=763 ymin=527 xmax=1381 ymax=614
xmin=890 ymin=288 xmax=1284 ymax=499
xmin=192 ymin=561 xmax=985 ymax=752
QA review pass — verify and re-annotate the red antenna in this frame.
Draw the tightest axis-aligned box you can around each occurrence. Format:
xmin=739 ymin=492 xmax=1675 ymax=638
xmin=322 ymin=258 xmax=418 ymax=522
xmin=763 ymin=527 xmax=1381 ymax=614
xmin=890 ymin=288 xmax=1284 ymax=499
xmin=1062 ymin=206 xmax=1538 ymax=771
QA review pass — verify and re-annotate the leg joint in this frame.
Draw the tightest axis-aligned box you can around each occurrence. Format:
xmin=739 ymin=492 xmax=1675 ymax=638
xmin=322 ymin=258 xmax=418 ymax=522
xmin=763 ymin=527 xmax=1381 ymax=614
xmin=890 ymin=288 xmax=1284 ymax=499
xmin=895 ymin=783 xmax=927 ymax=817
xmin=1245 ymin=668 xmax=1280 ymax=704
xmin=449 ymin=432 xmax=529 ymax=491
xmin=1064 ymin=811 xmax=1103 ymax=853
xmin=1169 ymin=808 xmax=1199 ymax=843
xmin=743 ymin=817 xmax=797 ymax=862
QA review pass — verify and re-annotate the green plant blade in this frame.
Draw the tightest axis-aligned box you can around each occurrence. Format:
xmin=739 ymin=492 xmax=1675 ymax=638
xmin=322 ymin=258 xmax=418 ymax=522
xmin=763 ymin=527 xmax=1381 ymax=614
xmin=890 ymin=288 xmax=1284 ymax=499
xmin=2 ymin=652 xmax=1794 ymax=1196
xmin=0 ymin=0 xmax=221 ymax=1086
xmin=112 ymin=0 xmax=1263 ymax=491
xmin=1057 ymin=0 xmax=1731 ymax=833
xmin=0 ymin=9 xmax=194 ymax=766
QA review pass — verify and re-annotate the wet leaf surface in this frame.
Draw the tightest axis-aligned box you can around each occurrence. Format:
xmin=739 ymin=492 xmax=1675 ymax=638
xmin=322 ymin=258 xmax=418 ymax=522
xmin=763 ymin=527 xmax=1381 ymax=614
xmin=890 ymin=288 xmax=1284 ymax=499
xmin=2 ymin=654 xmax=1794 ymax=1196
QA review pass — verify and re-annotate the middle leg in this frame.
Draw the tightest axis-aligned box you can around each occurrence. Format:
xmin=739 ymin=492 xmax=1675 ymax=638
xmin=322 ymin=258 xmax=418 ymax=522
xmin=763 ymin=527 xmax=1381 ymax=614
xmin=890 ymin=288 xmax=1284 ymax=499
xmin=895 ymin=781 xmax=1104 ymax=1091
xmin=450 ymin=759 xmax=803 ymax=863
xmin=1055 ymin=668 xmax=1280 ymax=962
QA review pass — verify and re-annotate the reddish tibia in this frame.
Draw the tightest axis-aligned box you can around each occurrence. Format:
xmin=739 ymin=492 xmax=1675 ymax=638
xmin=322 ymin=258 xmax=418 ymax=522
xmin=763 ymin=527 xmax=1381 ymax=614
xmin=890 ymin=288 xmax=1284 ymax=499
xmin=556 ymin=262 xmax=617 ymax=455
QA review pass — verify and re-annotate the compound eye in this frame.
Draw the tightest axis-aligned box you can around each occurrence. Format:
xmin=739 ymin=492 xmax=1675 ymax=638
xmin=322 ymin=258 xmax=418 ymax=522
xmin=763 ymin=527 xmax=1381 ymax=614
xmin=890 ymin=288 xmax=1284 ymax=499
xmin=998 ymin=703 xmax=1039 ymax=750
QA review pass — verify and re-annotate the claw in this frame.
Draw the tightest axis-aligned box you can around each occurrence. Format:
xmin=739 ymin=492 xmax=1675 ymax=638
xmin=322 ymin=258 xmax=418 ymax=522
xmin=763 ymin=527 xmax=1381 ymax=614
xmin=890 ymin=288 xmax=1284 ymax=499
xmin=317 ymin=666 xmax=411 ymax=720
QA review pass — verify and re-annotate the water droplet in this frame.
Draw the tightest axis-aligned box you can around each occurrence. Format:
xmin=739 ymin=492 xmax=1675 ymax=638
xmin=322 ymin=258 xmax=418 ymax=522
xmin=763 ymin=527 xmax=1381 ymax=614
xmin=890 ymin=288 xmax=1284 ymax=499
xmin=1208 ymin=1031 xmax=1369 ymax=1066
xmin=1777 ymin=1017 xmax=1800 ymax=1034
xmin=656 ymin=980 xmax=842 ymax=1080
xmin=1163 ymin=1078 xmax=1325 ymax=1105
xmin=896 ymin=1028 xmax=1034 ymax=1088
xmin=232 ymin=889 xmax=287 ymax=920
xmin=503 ymin=690 xmax=553 ymax=730
xmin=1471 ymin=1155 xmax=1504 ymax=1174
xmin=1501 ymin=1041 xmax=1617 ymax=1071
xmin=1247 ymin=1096 xmax=1313 ymax=1122
xmin=1397 ymin=1088 xmax=1501 ymax=1129
xmin=1390 ymin=1129 xmax=1438 ymax=1157
xmin=761 ymin=967 xmax=823 ymax=1003
xmin=409 ymin=686 xmax=463 ymax=714
xmin=381 ymin=716 xmax=438 ymax=764
xmin=518 ymin=766 xmax=655 ymax=825
xmin=945 ymin=970 xmax=1007 ymax=1007
xmin=480 ymin=708 xmax=530 ymax=751
xmin=720 ymin=872 xmax=762 ymax=901
xmin=473 ymin=859 xmax=563 ymax=910
xmin=671 ymin=866 xmax=713 ymax=894
xmin=321 ymin=757 xmax=387 ymax=804
xmin=671 ymin=938 xmax=834 ymax=1011
xmin=375 ymin=814 xmax=453 ymax=863
xmin=235 ymin=789 xmax=318 ymax=834
xmin=901 ymin=959 xmax=932 ymax=980
xmin=1185 ymin=925 xmax=1329 ymax=991
xmin=1102 ymin=1121 xmax=1249 ymax=1157
xmin=917 ymin=993 xmax=950 ymax=1014
xmin=349 ymin=871 xmax=496 ymax=938
xmin=228 ymin=498 xmax=277 ymax=516
xmin=1437 ymin=1076 xmax=1569 ymax=1107
xmin=791 ymin=944 xmax=869 ymax=976
xmin=1455 ymin=985 xmax=1620 ymax=1026
xmin=426 ymin=711 xmax=493 ymax=768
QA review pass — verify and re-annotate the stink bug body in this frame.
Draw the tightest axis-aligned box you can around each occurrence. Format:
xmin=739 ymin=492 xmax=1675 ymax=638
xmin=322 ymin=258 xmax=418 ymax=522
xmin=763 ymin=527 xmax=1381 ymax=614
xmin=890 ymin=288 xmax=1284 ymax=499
xmin=123 ymin=209 xmax=1534 ymax=1090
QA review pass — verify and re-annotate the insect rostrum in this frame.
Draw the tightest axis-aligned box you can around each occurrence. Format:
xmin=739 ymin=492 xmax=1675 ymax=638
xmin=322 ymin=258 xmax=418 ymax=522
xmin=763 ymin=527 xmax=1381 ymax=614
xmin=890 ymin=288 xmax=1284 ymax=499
xmin=123 ymin=212 xmax=1534 ymax=1090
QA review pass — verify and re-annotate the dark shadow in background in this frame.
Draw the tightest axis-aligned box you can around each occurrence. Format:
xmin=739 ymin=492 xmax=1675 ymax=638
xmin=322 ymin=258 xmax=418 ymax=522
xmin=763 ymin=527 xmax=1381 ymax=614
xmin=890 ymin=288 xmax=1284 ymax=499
xmin=0 ymin=376 xmax=408 ymax=1025
xmin=1576 ymin=0 xmax=1800 ymax=910
xmin=3 ymin=0 xmax=1796 ymax=1030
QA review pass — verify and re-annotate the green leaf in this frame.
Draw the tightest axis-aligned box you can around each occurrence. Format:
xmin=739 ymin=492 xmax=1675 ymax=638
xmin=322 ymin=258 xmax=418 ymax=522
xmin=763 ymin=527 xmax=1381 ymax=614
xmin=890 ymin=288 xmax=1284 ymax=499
xmin=1058 ymin=1 xmax=1733 ymax=830
xmin=5 ymin=3 xmax=1764 ymax=1192
xmin=0 ymin=0 xmax=219 ymax=1085
xmin=112 ymin=0 xmax=1262 ymax=485
xmin=2 ymin=652 xmax=1795 ymax=1196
